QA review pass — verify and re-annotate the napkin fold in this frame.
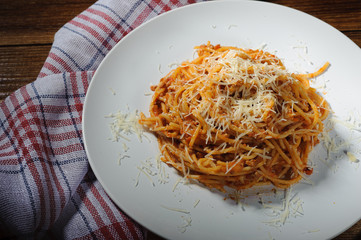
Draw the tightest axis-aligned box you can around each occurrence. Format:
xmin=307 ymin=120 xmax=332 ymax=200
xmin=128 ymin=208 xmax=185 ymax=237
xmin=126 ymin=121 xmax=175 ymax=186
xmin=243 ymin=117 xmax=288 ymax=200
xmin=0 ymin=0 xmax=203 ymax=239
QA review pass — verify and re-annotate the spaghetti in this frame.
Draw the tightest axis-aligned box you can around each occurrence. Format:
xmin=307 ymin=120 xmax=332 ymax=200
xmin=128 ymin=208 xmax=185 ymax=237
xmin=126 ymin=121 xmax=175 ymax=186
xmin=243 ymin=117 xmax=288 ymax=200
xmin=139 ymin=42 xmax=330 ymax=192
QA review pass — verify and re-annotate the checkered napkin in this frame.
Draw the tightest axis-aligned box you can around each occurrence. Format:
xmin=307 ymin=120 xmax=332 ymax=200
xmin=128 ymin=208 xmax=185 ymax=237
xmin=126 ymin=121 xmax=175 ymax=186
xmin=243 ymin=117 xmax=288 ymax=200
xmin=0 ymin=0 xmax=203 ymax=239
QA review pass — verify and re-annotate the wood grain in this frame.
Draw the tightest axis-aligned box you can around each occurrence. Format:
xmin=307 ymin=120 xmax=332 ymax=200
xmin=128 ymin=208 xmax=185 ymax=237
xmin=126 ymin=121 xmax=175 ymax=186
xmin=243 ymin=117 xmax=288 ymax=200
xmin=0 ymin=0 xmax=96 ymax=101
xmin=0 ymin=45 xmax=50 ymax=100
xmin=0 ymin=1 xmax=360 ymax=239
xmin=0 ymin=0 xmax=95 ymax=45
xmin=264 ymin=0 xmax=361 ymax=31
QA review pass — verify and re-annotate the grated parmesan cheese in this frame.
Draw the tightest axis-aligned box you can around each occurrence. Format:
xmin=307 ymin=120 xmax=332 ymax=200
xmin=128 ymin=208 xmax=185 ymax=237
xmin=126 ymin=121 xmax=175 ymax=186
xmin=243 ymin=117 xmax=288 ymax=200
xmin=178 ymin=215 xmax=192 ymax=233
xmin=109 ymin=87 xmax=116 ymax=95
xmin=184 ymin=48 xmax=300 ymax=145
xmin=262 ymin=187 xmax=304 ymax=228
xmin=193 ymin=199 xmax=200 ymax=208
xmin=136 ymin=166 xmax=155 ymax=187
xmin=346 ymin=151 xmax=359 ymax=163
xmin=227 ymin=24 xmax=238 ymax=30
xmin=160 ymin=205 xmax=190 ymax=214
xmin=105 ymin=109 xmax=146 ymax=142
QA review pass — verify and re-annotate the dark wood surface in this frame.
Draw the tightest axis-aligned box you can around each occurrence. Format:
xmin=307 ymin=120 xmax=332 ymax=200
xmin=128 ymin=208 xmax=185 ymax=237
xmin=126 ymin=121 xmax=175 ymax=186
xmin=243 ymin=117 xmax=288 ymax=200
xmin=1 ymin=0 xmax=360 ymax=239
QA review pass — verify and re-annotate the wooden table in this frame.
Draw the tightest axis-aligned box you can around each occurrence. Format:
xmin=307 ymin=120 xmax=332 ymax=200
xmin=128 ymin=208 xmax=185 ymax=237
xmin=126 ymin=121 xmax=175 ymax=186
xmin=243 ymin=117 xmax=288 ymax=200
xmin=1 ymin=0 xmax=360 ymax=239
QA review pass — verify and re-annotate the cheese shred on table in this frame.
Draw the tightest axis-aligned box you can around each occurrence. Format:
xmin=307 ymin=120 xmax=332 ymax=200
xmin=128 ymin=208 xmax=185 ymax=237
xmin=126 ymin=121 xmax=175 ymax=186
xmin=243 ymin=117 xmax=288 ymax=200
xmin=139 ymin=42 xmax=330 ymax=192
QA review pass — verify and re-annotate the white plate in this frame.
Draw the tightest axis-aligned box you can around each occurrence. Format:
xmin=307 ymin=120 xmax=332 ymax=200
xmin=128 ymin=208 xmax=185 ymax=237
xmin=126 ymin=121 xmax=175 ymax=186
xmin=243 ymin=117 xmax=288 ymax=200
xmin=83 ymin=1 xmax=361 ymax=239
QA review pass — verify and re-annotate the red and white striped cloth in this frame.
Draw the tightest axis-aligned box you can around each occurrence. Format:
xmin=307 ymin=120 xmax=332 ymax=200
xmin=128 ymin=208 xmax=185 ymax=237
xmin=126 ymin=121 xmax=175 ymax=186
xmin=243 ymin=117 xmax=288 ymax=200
xmin=0 ymin=0 xmax=204 ymax=239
